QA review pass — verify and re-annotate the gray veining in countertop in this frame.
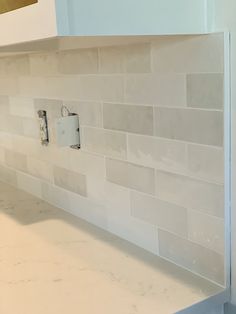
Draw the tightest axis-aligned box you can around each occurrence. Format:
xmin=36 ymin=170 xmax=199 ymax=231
xmin=0 ymin=181 xmax=225 ymax=314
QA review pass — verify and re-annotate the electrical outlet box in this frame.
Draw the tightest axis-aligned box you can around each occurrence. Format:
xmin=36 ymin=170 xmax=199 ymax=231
xmin=37 ymin=110 xmax=49 ymax=146
xmin=56 ymin=114 xmax=80 ymax=149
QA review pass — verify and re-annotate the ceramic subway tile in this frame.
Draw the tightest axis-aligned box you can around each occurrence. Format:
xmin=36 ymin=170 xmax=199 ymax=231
xmin=107 ymin=214 xmax=158 ymax=255
xmin=103 ymin=103 xmax=153 ymax=135
xmin=79 ymin=75 xmax=124 ymax=102
xmin=0 ymin=37 xmax=226 ymax=285
xmin=125 ymin=43 xmax=151 ymax=73
xmin=158 ymin=229 xmax=225 ymax=285
xmin=9 ymin=97 xmax=35 ymax=118
xmin=99 ymin=43 xmax=151 ymax=74
xmin=187 ymin=73 xmax=224 ymax=109
xmin=156 ymin=170 xmax=224 ymax=217
xmin=106 ymin=158 xmax=155 ymax=195
xmin=86 ymin=177 xmax=131 ymax=215
xmin=99 ymin=46 xmax=125 ymax=73
xmin=22 ymin=118 xmax=40 ymax=139
xmin=125 ymin=73 xmax=186 ymax=106
xmin=53 ymin=166 xmax=87 ymax=197
xmin=16 ymin=171 xmax=42 ymax=198
xmin=154 ymin=107 xmax=224 ymax=147
xmin=188 ymin=210 xmax=225 ymax=254
xmin=63 ymin=100 xmax=102 ymax=127
xmin=19 ymin=76 xmax=49 ymax=98
xmin=5 ymin=149 xmax=28 ymax=173
xmin=0 ymin=55 xmax=30 ymax=76
xmin=187 ymin=144 xmax=224 ymax=183
xmin=27 ymin=157 xmax=53 ymax=182
xmin=34 ymin=98 xmax=63 ymax=120
xmin=41 ymin=181 xmax=71 ymax=211
xmin=68 ymin=188 xmax=108 ymax=230
xmin=127 ymin=134 xmax=187 ymax=173
xmin=47 ymin=146 xmax=70 ymax=169
xmin=69 ymin=150 xmax=105 ymax=179
xmin=5 ymin=115 xmax=24 ymax=135
xmin=20 ymin=76 xmax=81 ymax=99
xmin=0 ymin=78 xmax=19 ymax=95
xmin=0 ymin=132 xmax=13 ymax=150
xmin=131 ymin=191 xmax=188 ymax=237
xmin=82 ymin=127 xmax=127 ymax=159
xmin=0 ymin=95 xmax=9 ymax=115
xmin=58 ymin=48 xmax=99 ymax=74
xmin=29 ymin=52 xmax=60 ymax=76
xmin=0 ymin=146 xmax=5 ymax=164
xmin=151 ymin=34 xmax=224 ymax=73
xmin=0 ymin=164 xmax=17 ymax=186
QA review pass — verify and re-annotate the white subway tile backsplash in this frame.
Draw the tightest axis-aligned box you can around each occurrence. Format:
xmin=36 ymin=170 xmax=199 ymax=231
xmin=5 ymin=149 xmax=28 ymax=173
xmin=0 ymin=78 xmax=18 ymax=95
xmin=0 ymin=146 xmax=5 ymax=164
xmin=156 ymin=171 xmax=224 ymax=217
xmin=20 ymin=76 xmax=82 ymax=99
xmin=188 ymin=210 xmax=225 ymax=254
xmin=63 ymin=101 xmax=102 ymax=127
xmin=79 ymin=75 xmax=124 ymax=102
xmin=158 ymin=229 xmax=225 ymax=285
xmin=125 ymin=73 xmax=186 ymax=106
xmin=82 ymin=127 xmax=127 ymax=159
xmin=4 ymin=115 xmax=24 ymax=135
xmin=42 ymin=181 xmax=71 ymax=211
xmin=34 ymin=98 xmax=63 ymax=119
xmin=68 ymin=189 xmax=108 ymax=231
xmin=69 ymin=150 xmax=105 ymax=179
xmin=99 ymin=43 xmax=151 ymax=74
xmin=0 ymin=132 xmax=13 ymax=150
xmin=187 ymin=144 xmax=224 ymax=183
xmin=154 ymin=107 xmax=224 ymax=147
xmin=107 ymin=214 xmax=158 ymax=255
xmin=125 ymin=43 xmax=151 ymax=73
xmin=187 ymin=73 xmax=224 ymax=109
xmin=30 ymin=52 xmax=60 ymax=77
xmin=131 ymin=191 xmax=188 ymax=237
xmin=58 ymin=48 xmax=99 ymax=74
xmin=127 ymin=134 xmax=187 ymax=173
xmin=99 ymin=46 xmax=125 ymax=73
xmin=0 ymin=96 xmax=10 ymax=115
xmin=9 ymin=97 xmax=35 ymax=118
xmin=22 ymin=117 xmax=40 ymax=139
xmin=0 ymin=34 xmax=226 ymax=285
xmin=152 ymin=34 xmax=224 ymax=73
xmin=53 ymin=166 xmax=87 ymax=197
xmin=27 ymin=157 xmax=53 ymax=182
xmin=0 ymin=55 xmax=30 ymax=77
xmin=0 ymin=164 xmax=17 ymax=186
xmin=16 ymin=171 xmax=42 ymax=198
xmin=103 ymin=103 xmax=153 ymax=135
xmin=106 ymin=158 xmax=155 ymax=195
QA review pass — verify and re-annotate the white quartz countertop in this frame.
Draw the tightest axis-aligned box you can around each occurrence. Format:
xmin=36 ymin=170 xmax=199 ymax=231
xmin=0 ymin=182 xmax=225 ymax=314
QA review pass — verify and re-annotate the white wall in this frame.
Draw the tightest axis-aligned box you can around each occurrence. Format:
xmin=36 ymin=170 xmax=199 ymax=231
xmin=56 ymin=0 xmax=208 ymax=35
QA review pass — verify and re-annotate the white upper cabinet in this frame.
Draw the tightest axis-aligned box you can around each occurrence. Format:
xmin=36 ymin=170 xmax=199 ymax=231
xmin=0 ymin=0 xmax=210 ymax=47
xmin=0 ymin=0 xmax=57 ymax=46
